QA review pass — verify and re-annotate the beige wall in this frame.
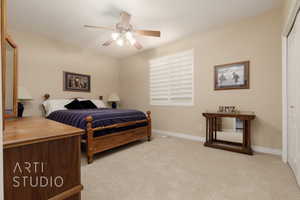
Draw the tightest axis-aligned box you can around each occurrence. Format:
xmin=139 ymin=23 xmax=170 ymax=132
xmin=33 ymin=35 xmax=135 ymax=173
xmin=119 ymin=8 xmax=283 ymax=149
xmin=10 ymin=30 xmax=120 ymax=116
xmin=221 ymin=118 xmax=236 ymax=130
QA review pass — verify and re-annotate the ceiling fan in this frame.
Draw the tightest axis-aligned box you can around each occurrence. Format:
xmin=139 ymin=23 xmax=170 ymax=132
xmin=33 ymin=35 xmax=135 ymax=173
xmin=84 ymin=11 xmax=161 ymax=50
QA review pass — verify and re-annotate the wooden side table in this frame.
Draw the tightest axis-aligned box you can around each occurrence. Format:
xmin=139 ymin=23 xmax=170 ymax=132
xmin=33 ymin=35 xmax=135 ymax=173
xmin=202 ymin=112 xmax=256 ymax=155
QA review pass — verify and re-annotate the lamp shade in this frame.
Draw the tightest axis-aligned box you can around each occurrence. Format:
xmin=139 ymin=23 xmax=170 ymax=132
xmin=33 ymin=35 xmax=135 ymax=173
xmin=18 ymin=86 xmax=33 ymax=101
xmin=108 ymin=93 xmax=120 ymax=102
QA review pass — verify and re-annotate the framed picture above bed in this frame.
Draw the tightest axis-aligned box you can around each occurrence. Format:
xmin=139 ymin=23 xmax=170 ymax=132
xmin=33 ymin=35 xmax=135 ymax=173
xmin=63 ymin=71 xmax=91 ymax=92
xmin=214 ymin=61 xmax=250 ymax=90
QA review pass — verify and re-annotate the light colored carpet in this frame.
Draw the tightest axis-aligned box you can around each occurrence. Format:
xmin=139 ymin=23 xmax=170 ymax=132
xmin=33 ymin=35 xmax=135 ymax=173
xmin=81 ymin=135 xmax=300 ymax=200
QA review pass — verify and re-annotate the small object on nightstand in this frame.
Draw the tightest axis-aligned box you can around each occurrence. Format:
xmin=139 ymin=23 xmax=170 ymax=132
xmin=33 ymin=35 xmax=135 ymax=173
xmin=108 ymin=93 xmax=120 ymax=109
xmin=18 ymin=86 xmax=33 ymax=117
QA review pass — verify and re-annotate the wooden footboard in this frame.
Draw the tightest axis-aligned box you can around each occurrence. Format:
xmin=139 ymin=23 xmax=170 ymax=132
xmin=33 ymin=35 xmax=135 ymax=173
xmin=85 ymin=111 xmax=152 ymax=164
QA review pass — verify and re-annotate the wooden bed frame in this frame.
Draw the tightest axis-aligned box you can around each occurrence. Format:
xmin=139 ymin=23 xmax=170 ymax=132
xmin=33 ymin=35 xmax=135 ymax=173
xmin=43 ymin=94 xmax=152 ymax=164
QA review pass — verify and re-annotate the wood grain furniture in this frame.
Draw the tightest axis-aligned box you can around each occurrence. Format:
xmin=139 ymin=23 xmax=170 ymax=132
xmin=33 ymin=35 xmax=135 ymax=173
xmin=44 ymin=94 xmax=152 ymax=164
xmin=1 ymin=0 xmax=7 ymax=124
xmin=4 ymin=117 xmax=84 ymax=200
xmin=203 ymin=112 xmax=256 ymax=155
xmin=85 ymin=112 xmax=151 ymax=164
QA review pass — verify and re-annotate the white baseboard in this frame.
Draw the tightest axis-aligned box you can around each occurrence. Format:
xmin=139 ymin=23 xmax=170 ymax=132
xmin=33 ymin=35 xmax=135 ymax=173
xmin=153 ymin=129 xmax=282 ymax=156
xmin=153 ymin=129 xmax=205 ymax=142
xmin=251 ymin=146 xmax=282 ymax=156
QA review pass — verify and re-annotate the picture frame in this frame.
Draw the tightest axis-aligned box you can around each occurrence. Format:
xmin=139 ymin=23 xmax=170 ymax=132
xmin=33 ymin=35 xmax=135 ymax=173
xmin=63 ymin=71 xmax=91 ymax=92
xmin=214 ymin=61 xmax=249 ymax=90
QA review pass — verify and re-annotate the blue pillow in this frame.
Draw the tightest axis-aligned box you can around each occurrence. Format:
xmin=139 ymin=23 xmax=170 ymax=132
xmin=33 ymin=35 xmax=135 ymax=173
xmin=80 ymin=100 xmax=97 ymax=109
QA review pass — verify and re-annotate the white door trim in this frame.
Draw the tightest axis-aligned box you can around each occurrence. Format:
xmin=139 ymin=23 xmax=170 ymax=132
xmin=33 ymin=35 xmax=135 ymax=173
xmin=282 ymin=0 xmax=300 ymax=163
xmin=282 ymin=36 xmax=288 ymax=163
xmin=0 ymin=0 xmax=4 ymax=198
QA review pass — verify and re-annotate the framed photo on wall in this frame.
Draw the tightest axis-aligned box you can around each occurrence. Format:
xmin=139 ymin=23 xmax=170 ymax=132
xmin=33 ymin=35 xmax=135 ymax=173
xmin=63 ymin=71 xmax=91 ymax=92
xmin=214 ymin=61 xmax=249 ymax=90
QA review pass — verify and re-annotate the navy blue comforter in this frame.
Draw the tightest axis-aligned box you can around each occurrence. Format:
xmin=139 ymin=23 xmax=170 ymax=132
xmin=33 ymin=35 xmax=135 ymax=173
xmin=47 ymin=108 xmax=147 ymax=130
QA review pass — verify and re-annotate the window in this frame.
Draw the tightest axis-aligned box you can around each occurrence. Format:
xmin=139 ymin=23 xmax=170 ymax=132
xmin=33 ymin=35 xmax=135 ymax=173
xmin=149 ymin=49 xmax=194 ymax=106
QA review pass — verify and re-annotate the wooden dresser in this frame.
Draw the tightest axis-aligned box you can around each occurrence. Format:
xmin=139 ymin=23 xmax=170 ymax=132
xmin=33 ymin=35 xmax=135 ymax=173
xmin=3 ymin=117 xmax=84 ymax=200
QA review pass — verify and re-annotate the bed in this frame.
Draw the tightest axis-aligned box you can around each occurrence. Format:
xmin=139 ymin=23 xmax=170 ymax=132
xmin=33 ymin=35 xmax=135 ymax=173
xmin=42 ymin=94 xmax=151 ymax=164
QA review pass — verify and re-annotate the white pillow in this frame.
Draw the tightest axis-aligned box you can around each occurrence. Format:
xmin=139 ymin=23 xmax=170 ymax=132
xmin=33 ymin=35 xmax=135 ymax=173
xmin=42 ymin=99 xmax=72 ymax=116
xmin=43 ymin=99 xmax=107 ymax=116
xmin=77 ymin=99 xmax=107 ymax=108
xmin=90 ymin=99 xmax=107 ymax=108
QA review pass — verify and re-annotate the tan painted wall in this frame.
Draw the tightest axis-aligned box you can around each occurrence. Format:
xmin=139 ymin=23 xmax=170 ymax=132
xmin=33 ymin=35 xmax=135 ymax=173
xmin=10 ymin=30 xmax=120 ymax=116
xmin=221 ymin=118 xmax=235 ymax=130
xmin=119 ymin=8 xmax=283 ymax=149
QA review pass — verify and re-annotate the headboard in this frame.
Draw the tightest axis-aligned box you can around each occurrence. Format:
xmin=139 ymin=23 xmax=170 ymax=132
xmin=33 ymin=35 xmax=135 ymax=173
xmin=43 ymin=94 xmax=103 ymax=101
xmin=42 ymin=94 xmax=104 ymax=116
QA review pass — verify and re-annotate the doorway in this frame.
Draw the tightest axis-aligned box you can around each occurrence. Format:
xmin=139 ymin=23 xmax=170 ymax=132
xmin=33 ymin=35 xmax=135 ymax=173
xmin=286 ymin=7 xmax=300 ymax=184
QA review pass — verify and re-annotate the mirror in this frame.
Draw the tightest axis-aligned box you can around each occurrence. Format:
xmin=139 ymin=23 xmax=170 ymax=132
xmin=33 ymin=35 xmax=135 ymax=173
xmin=4 ymin=35 xmax=18 ymax=118
xmin=216 ymin=117 xmax=243 ymax=143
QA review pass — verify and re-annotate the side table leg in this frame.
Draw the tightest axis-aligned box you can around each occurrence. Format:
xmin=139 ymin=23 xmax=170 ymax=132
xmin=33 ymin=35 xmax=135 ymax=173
xmin=206 ymin=117 xmax=208 ymax=143
xmin=247 ymin=120 xmax=253 ymax=154
xmin=209 ymin=118 xmax=213 ymax=144
xmin=243 ymin=120 xmax=247 ymax=148
xmin=214 ymin=117 xmax=217 ymax=141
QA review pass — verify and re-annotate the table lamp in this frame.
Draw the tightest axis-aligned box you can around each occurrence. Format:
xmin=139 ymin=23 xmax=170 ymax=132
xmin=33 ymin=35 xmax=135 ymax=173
xmin=108 ymin=93 xmax=120 ymax=109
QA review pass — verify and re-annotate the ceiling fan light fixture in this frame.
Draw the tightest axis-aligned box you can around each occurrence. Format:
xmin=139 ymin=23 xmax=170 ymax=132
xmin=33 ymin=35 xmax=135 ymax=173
xmin=128 ymin=37 xmax=136 ymax=45
xmin=85 ymin=11 xmax=160 ymax=50
xmin=111 ymin=32 xmax=120 ymax=40
xmin=125 ymin=31 xmax=133 ymax=40
xmin=116 ymin=38 xmax=124 ymax=46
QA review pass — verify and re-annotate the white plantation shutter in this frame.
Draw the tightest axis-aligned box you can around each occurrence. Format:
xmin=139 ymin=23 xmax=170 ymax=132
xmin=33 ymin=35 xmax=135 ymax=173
xmin=149 ymin=50 xmax=194 ymax=106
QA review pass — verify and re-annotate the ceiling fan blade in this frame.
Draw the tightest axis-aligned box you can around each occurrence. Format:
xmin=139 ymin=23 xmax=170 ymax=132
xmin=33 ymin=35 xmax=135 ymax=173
xmin=134 ymin=30 xmax=161 ymax=37
xmin=120 ymin=11 xmax=131 ymax=26
xmin=84 ymin=25 xmax=115 ymax=31
xmin=103 ymin=40 xmax=114 ymax=47
xmin=134 ymin=41 xmax=143 ymax=50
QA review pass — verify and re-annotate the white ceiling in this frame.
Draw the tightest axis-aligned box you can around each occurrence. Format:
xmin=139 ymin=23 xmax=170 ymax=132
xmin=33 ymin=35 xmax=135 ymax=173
xmin=8 ymin=0 xmax=281 ymax=58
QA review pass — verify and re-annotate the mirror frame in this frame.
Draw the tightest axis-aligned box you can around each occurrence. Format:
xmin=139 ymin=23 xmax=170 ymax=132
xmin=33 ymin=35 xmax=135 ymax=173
xmin=4 ymin=35 xmax=18 ymax=119
xmin=1 ymin=0 xmax=7 ymax=123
